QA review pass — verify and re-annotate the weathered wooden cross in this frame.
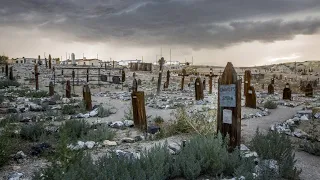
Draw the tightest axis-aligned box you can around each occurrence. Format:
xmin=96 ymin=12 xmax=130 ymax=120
xmin=156 ymin=57 xmax=165 ymax=95
xmin=217 ymin=62 xmax=241 ymax=149
xmin=205 ymin=68 xmax=218 ymax=94
xmin=34 ymin=64 xmax=39 ymax=90
xmin=83 ymin=84 xmax=92 ymax=111
xmin=49 ymin=54 xmax=52 ymax=69
xmin=178 ymin=69 xmax=189 ymax=91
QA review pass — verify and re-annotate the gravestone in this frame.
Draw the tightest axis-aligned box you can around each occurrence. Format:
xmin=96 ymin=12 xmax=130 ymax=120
xmin=122 ymin=70 xmax=126 ymax=82
xmin=195 ymin=77 xmax=204 ymax=100
xmin=48 ymin=54 xmax=52 ymax=69
xmin=217 ymin=62 xmax=241 ymax=149
xmin=166 ymin=70 xmax=170 ymax=88
xmin=49 ymin=81 xmax=54 ymax=96
xmin=157 ymin=57 xmax=165 ymax=95
xmin=9 ymin=67 xmax=13 ymax=80
xmin=100 ymin=75 xmax=108 ymax=82
xmin=34 ymin=64 xmax=39 ymax=90
xmin=112 ymin=76 xmax=121 ymax=84
xmin=5 ymin=63 xmax=8 ymax=77
xmin=137 ymin=79 xmax=142 ymax=86
xmin=131 ymin=87 xmax=147 ymax=131
xmin=83 ymin=84 xmax=92 ymax=111
xmin=245 ymin=86 xmax=256 ymax=108
xmin=178 ymin=69 xmax=189 ymax=91
xmin=305 ymin=83 xmax=313 ymax=97
xmin=283 ymin=83 xmax=292 ymax=100
xmin=244 ymin=70 xmax=251 ymax=96
xmin=205 ymin=68 xmax=218 ymax=94
xmin=66 ymin=80 xmax=71 ymax=98
xmin=268 ymin=84 xmax=274 ymax=94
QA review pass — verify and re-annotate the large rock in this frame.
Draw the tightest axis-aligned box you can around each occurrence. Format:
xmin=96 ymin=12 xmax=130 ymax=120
xmin=124 ymin=120 xmax=134 ymax=127
xmin=85 ymin=141 xmax=95 ymax=149
xmin=109 ymin=121 xmax=124 ymax=128
xmin=8 ymin=172 xmax=23 ymax=180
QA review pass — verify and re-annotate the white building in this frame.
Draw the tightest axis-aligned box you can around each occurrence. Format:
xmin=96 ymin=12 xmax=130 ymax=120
xmin=118 ymin=60 xmax=142 ymax=66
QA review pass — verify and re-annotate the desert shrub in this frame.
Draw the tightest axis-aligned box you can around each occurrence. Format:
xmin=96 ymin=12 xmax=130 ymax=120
xmin=250 ymin=129 xmax=301 ymax=179
xmin=83 ymin=125 xmax=116 ymax=142
xmin=59 ymin=120 xmax=91 ymax=142
xmin=0 ymin=134 xmax=13 ymax=167
xmin=153 ymin=115 xmax=164 ymax=124
xmin=0 ymin=79 xmax=20 ymax=89
xmin=123 ymin=105 xmax=133 ymax=120
xmin=26 ymin=90 xmax=48 ymax=98
xmin=97 ymin=105 xmax=116 ymax=118
xmin=34 ymin=134 xmax=257 ymax=180
xmin=301 ymin=141 xmax=320 ymax=156
xmin=0 ymin=114 xmax=23 ymax=127
xmin=263 ymin=100 xmax=277 ymax=109
xmin=20 ymin=123 xmax=46 ymax=142
xmin=61 ymin=104 xmax=77 ymax=115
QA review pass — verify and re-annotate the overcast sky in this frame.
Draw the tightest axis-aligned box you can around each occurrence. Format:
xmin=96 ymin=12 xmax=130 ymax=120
xmin=1 ymin=0 xmax=320 ymax=66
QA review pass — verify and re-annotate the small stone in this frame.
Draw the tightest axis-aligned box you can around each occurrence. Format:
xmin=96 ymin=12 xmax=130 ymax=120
xmin=14 ymin=151 xmax=27 ymax=160
xmin=89 ymin=108 xmax=98 ymax=117
xmin=62 ymin=98 xmax=71 ymax=104
xmin=121 ymin=137 xmax=135 ymax=143
xmin=124 ymin=120 xmax=134 ymax=127
xmin=103 ymin=140 xmax=117 ymax=146
xmin=300 ymin=115 xmax=309 ymax=121
xmin=168 ymin=143 xmax=181 ymax=154
xmin=8 ymin=172 xmax=23 ymax=180
xmin=240 ymin=144 xmax=250 ymax=151
xmin=109 ymin=121 xmax=124 ymax=128
xmin=255 ymin=112 xmax=262 ymax=117
xmin=148 ymin=125 xmax=160 ymax=134
xmin=85 ymin=141 xmax=95 ymax=149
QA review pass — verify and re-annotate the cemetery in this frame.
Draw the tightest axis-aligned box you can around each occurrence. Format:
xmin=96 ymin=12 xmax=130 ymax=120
xmin=0 ymin=58 xmax=320 ymax=180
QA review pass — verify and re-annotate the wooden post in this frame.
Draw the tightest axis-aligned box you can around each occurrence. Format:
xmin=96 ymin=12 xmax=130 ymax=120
xmin=112 ymin=60 xmax=115 ymax=69
xmin=157 ymin=57 xmax=165 ymax=95
xmin=178 ymin=69 xmax=189 ymax=91
xmin=34 ymin=64 xmax=39 ymax=90
xmin=86 ymin=68 xmax=89 ymax=82
xmin=1 ymin=67 xmax=4 ymax=73
xmin=9 ymin=67 xmax=13 ymax=80
xmin=38 ymin=55 xmax=40 ymax=65
xmin=5 ymin=63 xmax=8 ymax=77
xmin=245 ymin=86 xmax=256 ymax=108
xmin=217 ymin=62 xmax=241 ymax=149
xmin=271 ymin=78 xmax=275 ymax=85
xmin=203 ymin=78 xmax=206 ymax=90
xmin=49 ymin=54 xmax=52 ymax=69
xmin=195 ymin=77 xmax=204 ymax=100
xmin=45 ymin=58 xmax=48 ymax=68
xmin=53 ymin=66 xmax=55 ymax=85
xmin=122 ymin=69 xmax=126 ymax=82
xmin=61 ymin=69 xmax=64 ymax=75
xmin=283 ymin=83 xmax=292 ymax=100
xmin=83 ymin=84 xmax=92 ymax=111
xmin=244 ymin=70 xmax=251 ymax=96
xmin=166 ymin=70 xmax=170 ymax=88
xmin=72 ymin=69 xmax=75 ymax=88
xmin=131 ymin=91 xmax=147 ymax=131
xmin=132 ymin=79 xmax=138 ymax=92
xmin=49 ymin=81 xmax=54 ymax=96
xmin=66 ymin=80 xmax=71 ymax=98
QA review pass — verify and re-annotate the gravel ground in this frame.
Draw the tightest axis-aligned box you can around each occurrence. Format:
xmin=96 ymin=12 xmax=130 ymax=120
xmin=241 ymin=105 xmax=320 ymax=180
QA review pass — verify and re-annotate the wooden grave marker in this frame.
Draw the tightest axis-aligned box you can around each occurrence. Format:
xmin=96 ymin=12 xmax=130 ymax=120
xmin=9 ymin=67 xmax=13 ymax=80
xmin=165 ymin=70 xmax=170 ymax=88
xmin=66 ymin=80 xmax=71 ymax=98
xmin=34 ymin=64 xmax=39 ymax=90
xmin=283 ymin=83 xmax=292 ymax=100
xmin=131 ymin=82 xmax=147 ymax=131
xmin=305 ymin=83 xmax=313 ymax=97
xmin=195 ymin=77 xmax=204 ymax=100
xmin=244 ymin=70 xmax=251 ymax=96
xmin=48 ymin=54 xmax=52 ymax=69
xmin=217 ymin=62 xmax=241 ymax=149
xmin=205 ymin=68 xmax=218 ymax=94
xmin=245 ymin=86 xmax=256 ymax=108
xmin=49 ymin=81 xmax=54 ymax=96
xmin=83 ymin=84 xmax=92 ymax=111
xmin=137 ymin=79 xmax=142 ymax=86
xmin=271 ymin=78 xmax=275 ymax=85
xmin=178 ymin=69 xmax=189 ymax=91
xmin=5 ymin=63 xmax=8 ymax=77
xmin=268 ymin=84 xmax=274 ymax=94
xmin=156 ymin=57 xmax=165 ymax=95
xmin=203 ymin=78 xmax=206 ymax=90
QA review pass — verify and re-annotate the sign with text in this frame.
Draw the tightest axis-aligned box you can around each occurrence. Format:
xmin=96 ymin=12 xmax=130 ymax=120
xmin=219 ymin=84 xmax=236 ymax=107
xmin=223 ymin=109 xmax=232 ymax=124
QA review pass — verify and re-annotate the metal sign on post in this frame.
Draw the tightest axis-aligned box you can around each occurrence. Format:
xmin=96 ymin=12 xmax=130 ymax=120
xmin=219 ymin=84 xmax=236 ymax=107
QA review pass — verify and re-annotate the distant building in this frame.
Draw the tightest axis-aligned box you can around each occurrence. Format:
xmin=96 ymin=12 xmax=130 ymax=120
xmin=118 ymin=60 xmax=142 ymax=66
xmin=60 ymin=57 xmax=102 ymax=66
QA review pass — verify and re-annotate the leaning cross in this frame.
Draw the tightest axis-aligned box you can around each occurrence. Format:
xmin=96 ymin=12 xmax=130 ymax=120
xmin=178 ymin=69 xmax=189 ymax=91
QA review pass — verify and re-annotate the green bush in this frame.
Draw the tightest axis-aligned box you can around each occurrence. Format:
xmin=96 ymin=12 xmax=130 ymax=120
xmin=61 ymin=105 xmax=77 ymax=115
xmin=83 ymin=125 xmax=116 ymax=142
xmin=0 ymin=79 xmax=20 ymax=89
xmin=0 ymin=114 xmax=23 ymax=127
xmin=97 ymin=106 xmax=115 ymax=118
xmin=59 ymin=120 xmax=91 ymax=142
xmin=20 ymin=123 xmax=46 ymax=142
xmin=0 ymin=134 xmax=13 ymax=167
xmin=301 ymin=141 xmax=320 ymax=156
xmin=263 ymin=100 xmax=277 ymax=109
xmin=33 ymin=134 xmax=256 ymax=180
xmin=26 ymin=90 xmax=48 ymax=98
xmin=250 ymin=129 xmax=301 ymax=179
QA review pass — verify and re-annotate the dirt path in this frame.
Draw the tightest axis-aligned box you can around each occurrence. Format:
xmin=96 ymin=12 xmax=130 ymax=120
xmin=241 ymin=106 xmax=320 ymax=180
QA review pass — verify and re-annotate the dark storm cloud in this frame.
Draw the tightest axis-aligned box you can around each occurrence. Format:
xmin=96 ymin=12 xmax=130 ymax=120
xmin=1 ymin=0 xmax=320 ymax=48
